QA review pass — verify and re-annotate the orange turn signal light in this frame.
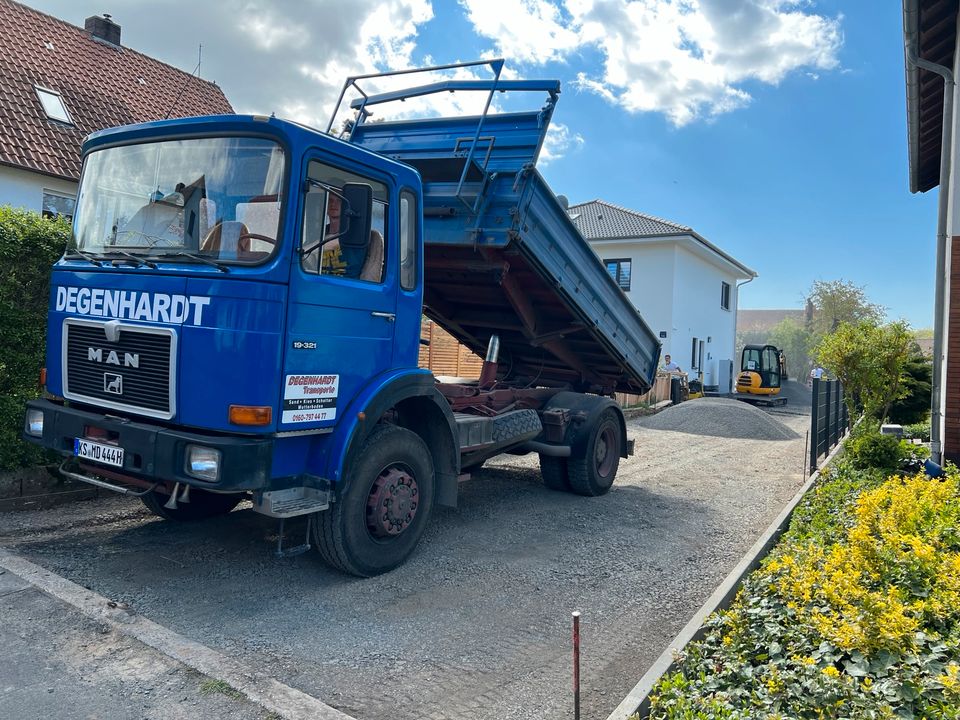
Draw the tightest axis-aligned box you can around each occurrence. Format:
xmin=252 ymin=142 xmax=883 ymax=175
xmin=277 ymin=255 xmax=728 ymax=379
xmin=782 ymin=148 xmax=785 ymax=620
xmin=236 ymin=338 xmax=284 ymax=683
xmin=228 ymin=405 xmax=272 ymax=426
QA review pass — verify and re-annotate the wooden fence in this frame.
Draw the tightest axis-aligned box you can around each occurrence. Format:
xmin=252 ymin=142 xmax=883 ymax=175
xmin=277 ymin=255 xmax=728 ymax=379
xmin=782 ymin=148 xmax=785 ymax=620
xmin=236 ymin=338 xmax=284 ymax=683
xmin=615 ymin=373 xmax=674 ymax=407
xmin=419 ymin=319 xmax=483 ymax=378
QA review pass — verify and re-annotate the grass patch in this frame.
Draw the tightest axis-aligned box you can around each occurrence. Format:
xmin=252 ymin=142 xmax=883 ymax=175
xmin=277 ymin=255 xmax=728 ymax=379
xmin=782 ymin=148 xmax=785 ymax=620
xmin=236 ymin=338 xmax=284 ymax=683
xmin=199 ymin=678 xmax=244 ymax=701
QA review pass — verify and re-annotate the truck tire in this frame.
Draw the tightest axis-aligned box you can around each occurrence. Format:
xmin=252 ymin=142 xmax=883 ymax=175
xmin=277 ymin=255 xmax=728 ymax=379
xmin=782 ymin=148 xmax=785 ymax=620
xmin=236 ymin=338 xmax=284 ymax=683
xmin=539 ymin=455 xmax=570 ymax=491
xmin=568 ymin=408 xmax=621 ymax=497
xmin=141 ymin=488 xmax=243 ymax=521
xmin=314 ymin=424 xmax=434 ymax=577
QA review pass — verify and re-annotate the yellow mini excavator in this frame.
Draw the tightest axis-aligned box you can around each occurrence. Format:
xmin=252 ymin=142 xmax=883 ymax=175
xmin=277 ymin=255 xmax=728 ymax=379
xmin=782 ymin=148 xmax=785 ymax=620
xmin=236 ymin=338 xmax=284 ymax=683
xmin=735 ymin=344 xmax=788 ymax=406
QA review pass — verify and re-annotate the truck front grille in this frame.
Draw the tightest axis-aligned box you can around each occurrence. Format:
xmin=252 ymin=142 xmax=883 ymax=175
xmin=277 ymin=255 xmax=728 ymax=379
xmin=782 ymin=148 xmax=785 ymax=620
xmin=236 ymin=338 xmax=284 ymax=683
xmin=63 ymin=320 xmax=176 ymax=419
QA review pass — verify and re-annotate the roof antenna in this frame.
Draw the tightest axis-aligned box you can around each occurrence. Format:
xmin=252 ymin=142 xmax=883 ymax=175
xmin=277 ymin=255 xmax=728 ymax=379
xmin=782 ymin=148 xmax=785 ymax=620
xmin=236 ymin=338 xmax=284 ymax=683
xmin=162 ymin=43 xmax=202 ymax=120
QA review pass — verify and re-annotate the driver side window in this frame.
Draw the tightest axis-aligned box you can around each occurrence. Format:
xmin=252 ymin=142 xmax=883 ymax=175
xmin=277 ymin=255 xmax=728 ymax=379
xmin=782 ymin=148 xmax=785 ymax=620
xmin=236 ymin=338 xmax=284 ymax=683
xmin=300 ymin=160 xmax=387 ymax=283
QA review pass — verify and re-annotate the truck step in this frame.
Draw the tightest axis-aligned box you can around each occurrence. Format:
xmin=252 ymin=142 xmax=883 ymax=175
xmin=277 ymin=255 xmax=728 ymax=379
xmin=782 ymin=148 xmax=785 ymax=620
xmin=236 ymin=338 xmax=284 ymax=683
xmin=253 ymin=487 xmax=330 ymax=518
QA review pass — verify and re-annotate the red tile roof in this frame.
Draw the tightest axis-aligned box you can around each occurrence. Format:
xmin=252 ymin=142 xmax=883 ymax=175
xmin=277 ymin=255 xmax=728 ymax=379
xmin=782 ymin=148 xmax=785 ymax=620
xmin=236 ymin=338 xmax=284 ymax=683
xmin=0 ymin=0 xmax=233 ymax=182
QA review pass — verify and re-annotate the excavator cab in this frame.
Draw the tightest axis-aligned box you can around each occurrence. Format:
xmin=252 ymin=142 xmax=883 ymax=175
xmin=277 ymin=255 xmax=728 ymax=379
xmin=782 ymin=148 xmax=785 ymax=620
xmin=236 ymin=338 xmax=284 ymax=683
xmin=736 ymin=344 xmax=784 ymax=397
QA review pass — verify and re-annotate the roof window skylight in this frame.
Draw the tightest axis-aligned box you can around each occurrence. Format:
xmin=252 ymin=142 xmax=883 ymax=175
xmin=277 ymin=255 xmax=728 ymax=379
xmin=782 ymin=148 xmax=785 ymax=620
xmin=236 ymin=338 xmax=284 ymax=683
xmin=35 ymin=86 xmax=72 ymax=124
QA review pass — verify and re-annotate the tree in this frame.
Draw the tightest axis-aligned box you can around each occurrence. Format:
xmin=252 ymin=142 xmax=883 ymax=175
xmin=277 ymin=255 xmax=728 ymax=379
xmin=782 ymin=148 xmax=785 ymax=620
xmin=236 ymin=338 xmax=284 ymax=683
xmin=815 ymin=320 xmax=913 ymax=421
xmin=768 ymin=318 xmax=814 ymax=381
xmin=807 ymin=280 xmax=885 ymax=336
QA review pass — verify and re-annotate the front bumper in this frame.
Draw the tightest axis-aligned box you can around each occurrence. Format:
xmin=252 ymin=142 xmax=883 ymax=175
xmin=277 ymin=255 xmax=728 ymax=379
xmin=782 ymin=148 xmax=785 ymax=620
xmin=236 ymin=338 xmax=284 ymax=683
xmin=23 ymin=399 xmax=273 ymax=491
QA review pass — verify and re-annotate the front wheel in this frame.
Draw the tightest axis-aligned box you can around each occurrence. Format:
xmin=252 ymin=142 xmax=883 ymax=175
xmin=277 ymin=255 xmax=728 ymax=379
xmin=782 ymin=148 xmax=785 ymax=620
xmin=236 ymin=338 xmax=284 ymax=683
xmin=314 ymin=424 xmax=435 ymax=577
xmin=568 ymin=409 xmax=622 ymax=497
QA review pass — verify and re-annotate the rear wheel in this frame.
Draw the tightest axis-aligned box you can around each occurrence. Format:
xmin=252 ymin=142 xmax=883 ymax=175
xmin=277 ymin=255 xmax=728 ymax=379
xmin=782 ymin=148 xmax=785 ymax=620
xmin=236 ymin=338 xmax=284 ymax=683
xmin=539 ymin=454 xmax=570 ymax=491
xmin=141 ymin=487 xmax=243 ymax=521
xmin=314 ymin=424 xmax=434 ymax=577
xmin=568 ymin=409 xmax=621 ymax=497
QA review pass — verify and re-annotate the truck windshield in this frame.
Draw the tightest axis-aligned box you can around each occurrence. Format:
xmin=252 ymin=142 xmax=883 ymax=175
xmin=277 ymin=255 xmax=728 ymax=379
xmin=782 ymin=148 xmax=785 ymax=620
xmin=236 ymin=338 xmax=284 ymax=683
xmin=72 ymin=137 xmax=285 ymax=265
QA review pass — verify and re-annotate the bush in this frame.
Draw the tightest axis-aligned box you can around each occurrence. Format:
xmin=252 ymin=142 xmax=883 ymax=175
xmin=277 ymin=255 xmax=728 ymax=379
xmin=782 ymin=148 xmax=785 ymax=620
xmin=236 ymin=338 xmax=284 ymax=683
xmin=888 ymin=348 xmax=933 ymax=425
xmin=0 ymin=206 xmax=68 ymax=471
xmin=845 ymin=425 xmax=901 ymax=472
xmin=904 ymin=419 xmax=932 ymax=443
xmin=648 ymin=465 xmax=960 ymax=720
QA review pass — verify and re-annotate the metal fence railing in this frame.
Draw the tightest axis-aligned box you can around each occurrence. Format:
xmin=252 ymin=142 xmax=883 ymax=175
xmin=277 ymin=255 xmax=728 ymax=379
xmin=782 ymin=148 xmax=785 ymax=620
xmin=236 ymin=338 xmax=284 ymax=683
xmin=809 ymin=378 xmax=849 ymax=474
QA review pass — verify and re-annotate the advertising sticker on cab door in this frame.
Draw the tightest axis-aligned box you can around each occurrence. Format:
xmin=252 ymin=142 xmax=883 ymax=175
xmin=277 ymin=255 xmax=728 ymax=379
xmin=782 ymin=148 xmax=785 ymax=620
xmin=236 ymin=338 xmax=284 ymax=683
xmin=283 ymin=375 xmax=339 ymax=423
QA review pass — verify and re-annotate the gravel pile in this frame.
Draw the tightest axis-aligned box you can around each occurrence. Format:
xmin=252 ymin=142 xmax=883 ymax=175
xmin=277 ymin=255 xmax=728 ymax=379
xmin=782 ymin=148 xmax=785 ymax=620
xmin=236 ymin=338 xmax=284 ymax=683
xmin=639 ymin=397 xmax=800 ymax=441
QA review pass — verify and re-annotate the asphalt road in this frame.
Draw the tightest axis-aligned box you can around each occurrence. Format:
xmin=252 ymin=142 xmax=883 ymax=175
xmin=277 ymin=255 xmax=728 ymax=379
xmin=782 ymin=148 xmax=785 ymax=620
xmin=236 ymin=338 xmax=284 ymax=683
xmin=0 ymin=396 xmax=810 ymax=720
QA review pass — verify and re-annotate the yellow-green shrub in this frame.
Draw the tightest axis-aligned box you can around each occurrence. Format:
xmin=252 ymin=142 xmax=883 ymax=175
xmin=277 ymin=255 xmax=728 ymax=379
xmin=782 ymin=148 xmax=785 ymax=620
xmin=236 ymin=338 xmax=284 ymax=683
xmin=648 ymin=465 xmax=960 ymax=720
xmin=767 ymin=474 xmax=960 ymax=654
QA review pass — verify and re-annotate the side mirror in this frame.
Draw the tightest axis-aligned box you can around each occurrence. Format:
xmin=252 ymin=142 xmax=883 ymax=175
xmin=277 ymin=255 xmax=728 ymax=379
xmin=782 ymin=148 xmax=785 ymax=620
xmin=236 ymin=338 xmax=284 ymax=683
xmin=339 ymin=183 xmax=373 ymax=277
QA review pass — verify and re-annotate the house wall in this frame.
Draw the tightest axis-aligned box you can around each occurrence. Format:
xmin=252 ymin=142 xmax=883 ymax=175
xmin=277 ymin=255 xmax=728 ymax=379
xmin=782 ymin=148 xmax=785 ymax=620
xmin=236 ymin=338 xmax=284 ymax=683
xmin=671 ymin=245 xmax=739 ymax=389
xmin=588 ymin=237 xmax=741 ymax=389
xmin=590 ymin=240 xmax=676 ymax=350
xmin=0 ymin=164 xmax=77 ymax=215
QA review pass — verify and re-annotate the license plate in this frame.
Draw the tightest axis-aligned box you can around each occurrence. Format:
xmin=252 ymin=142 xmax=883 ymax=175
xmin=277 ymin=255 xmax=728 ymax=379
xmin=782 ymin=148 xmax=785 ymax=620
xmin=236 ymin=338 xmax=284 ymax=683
xmin=74 ymin=438 xmax=124 ymax=468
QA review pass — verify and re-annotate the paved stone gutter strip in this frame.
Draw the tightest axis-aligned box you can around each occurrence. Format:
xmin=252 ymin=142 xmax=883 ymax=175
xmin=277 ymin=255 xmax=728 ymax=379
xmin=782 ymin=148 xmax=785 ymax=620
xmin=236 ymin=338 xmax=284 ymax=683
xmin=0 ymin=547 xmax=355 ymax=720
xmin=605 ymin=436 xmax=848 ymax=720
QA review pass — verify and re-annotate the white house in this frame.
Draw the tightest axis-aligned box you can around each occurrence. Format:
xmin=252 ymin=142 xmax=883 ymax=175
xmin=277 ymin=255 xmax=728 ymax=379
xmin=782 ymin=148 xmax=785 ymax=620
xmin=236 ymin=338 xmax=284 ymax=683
xmin=569 ymin=199 xmax=756 ymax=391
xmin=0 ymin=3 xmax=232 ymax=219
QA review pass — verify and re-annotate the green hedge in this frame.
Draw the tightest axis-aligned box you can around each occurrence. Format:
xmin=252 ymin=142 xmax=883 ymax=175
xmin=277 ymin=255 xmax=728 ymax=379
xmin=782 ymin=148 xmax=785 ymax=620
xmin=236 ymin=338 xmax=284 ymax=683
xmin=0 ymin=206 xmax=69 ymax=471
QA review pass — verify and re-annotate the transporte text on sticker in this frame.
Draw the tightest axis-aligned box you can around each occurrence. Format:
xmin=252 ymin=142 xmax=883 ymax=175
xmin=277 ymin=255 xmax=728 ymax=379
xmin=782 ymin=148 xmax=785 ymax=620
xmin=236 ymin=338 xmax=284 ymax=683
xmin=283 ymin=374 xmax=339 ymax=424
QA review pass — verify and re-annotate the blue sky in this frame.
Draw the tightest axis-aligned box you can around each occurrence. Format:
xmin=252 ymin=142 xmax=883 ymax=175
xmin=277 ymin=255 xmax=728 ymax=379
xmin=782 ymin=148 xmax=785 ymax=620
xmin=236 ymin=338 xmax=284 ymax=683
xmin=32 ymin=0 xmax=938 ymax=327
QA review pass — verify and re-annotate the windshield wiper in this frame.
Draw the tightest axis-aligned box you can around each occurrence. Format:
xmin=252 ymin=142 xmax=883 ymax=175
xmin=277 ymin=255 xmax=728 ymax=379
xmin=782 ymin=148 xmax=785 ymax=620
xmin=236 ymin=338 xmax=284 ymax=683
xmin=64 ymin=248 xmax=104 ymax=266
xmin=102 ymin=250 xmax=157 ymax=269
xmin=152 ymin=251 xmax=230 ymax=273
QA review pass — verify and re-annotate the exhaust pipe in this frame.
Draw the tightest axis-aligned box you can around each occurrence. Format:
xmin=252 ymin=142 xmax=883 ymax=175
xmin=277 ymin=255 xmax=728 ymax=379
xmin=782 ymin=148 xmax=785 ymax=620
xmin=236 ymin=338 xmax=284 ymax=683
xmin=479 ymin=334 xmax=500 ymax=388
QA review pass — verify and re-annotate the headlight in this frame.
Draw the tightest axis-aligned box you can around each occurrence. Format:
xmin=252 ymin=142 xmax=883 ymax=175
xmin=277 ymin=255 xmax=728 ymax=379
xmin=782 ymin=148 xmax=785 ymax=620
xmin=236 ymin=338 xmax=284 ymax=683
xmin=25 ymin=409 xmax=43 ymax=437
xmin=185 ymin=445 xmax=221 ymax=481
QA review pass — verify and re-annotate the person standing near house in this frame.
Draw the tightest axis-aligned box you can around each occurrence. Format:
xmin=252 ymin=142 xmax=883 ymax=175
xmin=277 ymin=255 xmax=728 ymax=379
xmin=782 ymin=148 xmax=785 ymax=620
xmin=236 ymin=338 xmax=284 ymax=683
xmin=662 ymin=354 xmax=681 ymax=373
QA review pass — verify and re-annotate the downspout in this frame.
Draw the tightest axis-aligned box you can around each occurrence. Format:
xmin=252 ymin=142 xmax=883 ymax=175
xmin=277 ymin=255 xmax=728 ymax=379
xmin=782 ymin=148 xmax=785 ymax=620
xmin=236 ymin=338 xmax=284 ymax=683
xmin=905 ymin=0 xmax=955 ymax=463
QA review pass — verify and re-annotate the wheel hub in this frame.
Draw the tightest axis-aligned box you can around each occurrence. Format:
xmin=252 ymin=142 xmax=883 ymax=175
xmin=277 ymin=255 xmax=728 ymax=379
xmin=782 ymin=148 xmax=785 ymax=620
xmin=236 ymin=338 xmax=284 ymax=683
xmin=366 ymin=466 xmax=419 ymax=537
xmin=595 ymin=426 xmax=616 ymax=477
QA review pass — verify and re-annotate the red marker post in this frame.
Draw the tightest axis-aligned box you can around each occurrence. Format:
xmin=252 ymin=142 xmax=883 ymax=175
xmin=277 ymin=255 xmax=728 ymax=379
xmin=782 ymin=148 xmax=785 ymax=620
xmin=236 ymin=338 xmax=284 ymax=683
xmin=572 ymin=611 xmax=581 ymax=720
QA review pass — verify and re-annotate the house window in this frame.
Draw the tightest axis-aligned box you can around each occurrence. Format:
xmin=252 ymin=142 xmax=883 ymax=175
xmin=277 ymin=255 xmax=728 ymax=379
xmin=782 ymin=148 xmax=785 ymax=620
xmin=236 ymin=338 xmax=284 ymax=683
xmin=42 ymin=190 xmax=76 ymax=222
xmin=721 ymin=281 xmax=731 ymax=310
xmin=691 ymin=337 xmax=698 ymax=369
xmin=35 ymin=86 xmax=72 ymax=124
xmin=604 ymin=258 xmax=631 ymax=291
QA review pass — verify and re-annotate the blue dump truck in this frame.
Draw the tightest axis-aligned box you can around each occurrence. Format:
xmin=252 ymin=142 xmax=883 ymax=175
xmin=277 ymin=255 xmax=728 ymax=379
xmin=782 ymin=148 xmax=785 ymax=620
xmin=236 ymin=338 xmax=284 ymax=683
xmin=23 ymin=61 xmax=660 ymax=576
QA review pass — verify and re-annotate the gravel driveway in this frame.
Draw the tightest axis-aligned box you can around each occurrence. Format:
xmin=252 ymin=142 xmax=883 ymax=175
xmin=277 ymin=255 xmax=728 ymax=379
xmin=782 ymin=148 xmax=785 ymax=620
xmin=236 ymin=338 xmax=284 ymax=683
xmin=0 ymin=392 xmax=811 ymax=720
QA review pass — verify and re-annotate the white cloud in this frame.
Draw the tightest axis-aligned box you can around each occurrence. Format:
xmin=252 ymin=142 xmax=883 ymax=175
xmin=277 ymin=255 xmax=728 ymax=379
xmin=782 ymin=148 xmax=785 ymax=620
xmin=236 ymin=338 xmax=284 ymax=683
xmin=540 ymin=122 xmax=585 ymax=163
xmin=458 ymin=0 xmax=580 ymax=64
xmin=461 ymin=0 xmax=843 ymax=125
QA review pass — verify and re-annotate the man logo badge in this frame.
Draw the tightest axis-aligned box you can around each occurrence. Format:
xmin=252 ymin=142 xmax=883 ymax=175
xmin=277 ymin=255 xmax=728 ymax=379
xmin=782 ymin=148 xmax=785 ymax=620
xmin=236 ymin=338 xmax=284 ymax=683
xmin=104 ymin=372 xmax=123 ymax=395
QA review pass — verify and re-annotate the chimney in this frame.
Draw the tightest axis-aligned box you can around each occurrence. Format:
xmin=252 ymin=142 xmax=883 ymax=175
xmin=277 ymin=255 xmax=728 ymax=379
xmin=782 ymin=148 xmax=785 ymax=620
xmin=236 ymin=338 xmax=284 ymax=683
xmin=85 ymin=14 xmax=121 ymax=46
